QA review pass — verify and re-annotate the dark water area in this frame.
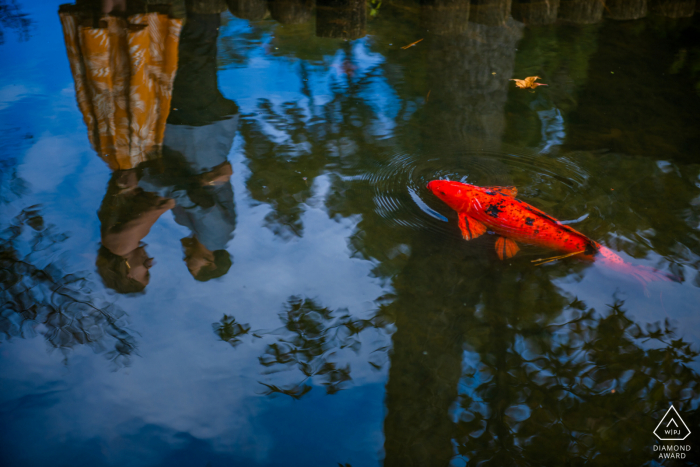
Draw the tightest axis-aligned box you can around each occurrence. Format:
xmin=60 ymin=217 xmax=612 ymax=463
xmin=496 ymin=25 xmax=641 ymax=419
xmin=1 ymin=0 xmax=700 ymax=465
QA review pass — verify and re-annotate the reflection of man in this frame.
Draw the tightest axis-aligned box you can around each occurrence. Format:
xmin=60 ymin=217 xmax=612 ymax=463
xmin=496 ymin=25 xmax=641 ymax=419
xmin=140 ymin=11 xmax=239 ymax=282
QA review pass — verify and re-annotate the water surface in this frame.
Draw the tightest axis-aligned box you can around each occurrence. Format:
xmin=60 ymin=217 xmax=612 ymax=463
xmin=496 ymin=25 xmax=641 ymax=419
xmin=1 ymin=1 xmax=700 ymax=465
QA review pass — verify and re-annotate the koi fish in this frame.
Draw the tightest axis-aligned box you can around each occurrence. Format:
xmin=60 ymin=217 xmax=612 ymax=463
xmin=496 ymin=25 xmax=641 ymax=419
xmin=427 ymin=180 xmax=673 ymax=284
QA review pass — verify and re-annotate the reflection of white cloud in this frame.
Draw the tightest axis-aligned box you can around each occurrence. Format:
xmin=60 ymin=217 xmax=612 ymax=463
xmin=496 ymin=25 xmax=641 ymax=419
xmin=19 ymin=134 xmax=84 ymax=192
xmin=0 ymin=84 xmax=40 ymax=111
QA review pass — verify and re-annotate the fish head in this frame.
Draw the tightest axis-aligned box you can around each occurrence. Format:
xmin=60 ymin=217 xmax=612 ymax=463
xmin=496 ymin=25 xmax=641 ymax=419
xmin=427 ymin=180 xmax=476 ymax=211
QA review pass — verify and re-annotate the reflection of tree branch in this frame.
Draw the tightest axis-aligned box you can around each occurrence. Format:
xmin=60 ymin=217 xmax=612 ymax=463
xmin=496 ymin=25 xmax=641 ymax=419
xmin=258 ymin=381 xmax=312 ymax=400
xmin=454 ymin=297 xmax=700 ymax=465
xmin=1 ymin=207 xmax=137 ymax=368
xmin=212 ymin=314 xmax=251 ymax=348
xmin=214 ymin=295 xmax=390 ymax=398
xmin=0 ymin=0 xmax=33 ymax=44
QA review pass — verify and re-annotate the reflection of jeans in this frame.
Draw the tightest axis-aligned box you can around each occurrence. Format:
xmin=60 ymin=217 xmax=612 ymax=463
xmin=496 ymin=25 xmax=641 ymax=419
xmin=138 ymin=168 xmax=237 ymax=252
xmin=163 ymin=118 xmax=239 ymax=173
xmin=161 ymin=115 xmax=239 ymax=251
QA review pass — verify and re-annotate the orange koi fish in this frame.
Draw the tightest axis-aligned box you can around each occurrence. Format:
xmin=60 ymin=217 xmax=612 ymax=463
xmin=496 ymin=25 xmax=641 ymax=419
xmin=427 ymin=180 xmax=673 ymax=284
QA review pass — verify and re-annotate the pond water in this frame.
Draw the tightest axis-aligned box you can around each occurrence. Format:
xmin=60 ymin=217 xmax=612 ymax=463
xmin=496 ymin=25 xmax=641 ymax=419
xmin=1 ymin=1 xmax=700 ymax=465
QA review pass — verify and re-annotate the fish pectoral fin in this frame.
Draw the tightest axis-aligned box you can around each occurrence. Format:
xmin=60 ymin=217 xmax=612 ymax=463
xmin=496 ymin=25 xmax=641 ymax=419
xmin=458 ymin=215 xmax=487 ymax=241
xmin=495 ymin=237 xmax=520 ymax=260
xmin=485 ymin=185 xmax=518 ymax=197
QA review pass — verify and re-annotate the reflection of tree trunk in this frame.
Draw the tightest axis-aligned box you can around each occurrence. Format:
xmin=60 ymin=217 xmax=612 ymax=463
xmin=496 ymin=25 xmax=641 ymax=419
xmin=469 ymin=0 xmax=512 ymax=26
xmin=226 ymin=0 xmax=267 ymax=19
xmin=512 ymin=0 xmax=560 ymax=25
xmin=420 ymin=0 xmax=470 ymax=35
xmin=383 ymin=24 xmax=523 ymax=456
xmin=558 ymin=0 xmax=605 ymax=23
xmin=651 ymin=0 xmax=696 ymax=17
xmin=382 ymin=243 xmax=480 ymax=467
xmin=269 ymin=0 xmax=313 ymax=24
xmin=605 ymin=0 xmax=648 ymax=19
xmin=562 ymin=19 xmax=700 ymax=162
xmin=424 ymin=20 xmax=523 ymax=147
xmin=316 ymin=0 xmax=366 ymax=39
xmin=187 ymin=0 xmax=228 ymax=14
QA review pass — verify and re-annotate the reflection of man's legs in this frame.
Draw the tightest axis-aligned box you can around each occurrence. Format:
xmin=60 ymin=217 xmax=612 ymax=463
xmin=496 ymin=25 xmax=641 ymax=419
xmin=164 ymin=9 xmax=238 ymax=283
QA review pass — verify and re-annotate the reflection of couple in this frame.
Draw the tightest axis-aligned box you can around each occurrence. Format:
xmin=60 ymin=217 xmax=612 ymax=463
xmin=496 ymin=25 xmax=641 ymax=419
xmin=96 ymin=121 xmax=237 ymax=293
xmin=61 ymin=2 xmax=238 ymax=293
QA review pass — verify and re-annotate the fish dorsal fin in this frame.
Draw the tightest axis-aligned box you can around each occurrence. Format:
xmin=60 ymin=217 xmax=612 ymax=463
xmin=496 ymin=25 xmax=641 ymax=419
xmin=485 ymin=186 xmax=518 ymax=197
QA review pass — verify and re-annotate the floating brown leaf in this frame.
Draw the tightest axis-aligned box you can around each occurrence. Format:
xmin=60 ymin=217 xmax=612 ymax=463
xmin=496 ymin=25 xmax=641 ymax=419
xmin=510 ymin=76 xmax=548 ymax=89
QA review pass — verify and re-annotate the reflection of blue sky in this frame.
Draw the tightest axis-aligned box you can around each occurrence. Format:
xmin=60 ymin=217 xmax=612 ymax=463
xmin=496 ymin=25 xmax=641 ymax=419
xmin=3 ymin=3 xmax=700 ymax=465
xmin=218 ymin=24 xmax=402 ymax=140
xmin=1 ymin=3 xmax=393 ymax=465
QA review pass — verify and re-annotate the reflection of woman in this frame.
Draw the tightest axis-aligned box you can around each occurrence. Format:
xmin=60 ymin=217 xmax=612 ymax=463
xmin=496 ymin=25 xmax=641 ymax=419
xmin=96 ymin=166 xmax=175 ymax=293
xmin=60 ymin=1 xmax=182 ymax=292
xmin=59 ymin=1 xmax=182 ymax=170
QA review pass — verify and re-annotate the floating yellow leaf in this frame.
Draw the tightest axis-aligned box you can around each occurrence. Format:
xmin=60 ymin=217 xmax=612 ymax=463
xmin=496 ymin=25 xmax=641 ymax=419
xmin=401 ymin=38 xmax=423 ymax=49
xmin=510 ymin=76 xmax=548 ymax=89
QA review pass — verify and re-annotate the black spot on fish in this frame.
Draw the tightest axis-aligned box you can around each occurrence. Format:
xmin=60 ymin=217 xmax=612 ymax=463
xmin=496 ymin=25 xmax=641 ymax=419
xmin=485 ymin=190 xmax=495 ymax=195
xmin=485 ymin=204 xmax=502 ymax=218
xmin=525 ymin=217 xmax=534 ymax=226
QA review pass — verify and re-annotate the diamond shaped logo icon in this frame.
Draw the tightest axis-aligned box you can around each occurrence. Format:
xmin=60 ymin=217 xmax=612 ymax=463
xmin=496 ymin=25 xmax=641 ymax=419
xmin=654 ymin=405 xmax=691 ymax=441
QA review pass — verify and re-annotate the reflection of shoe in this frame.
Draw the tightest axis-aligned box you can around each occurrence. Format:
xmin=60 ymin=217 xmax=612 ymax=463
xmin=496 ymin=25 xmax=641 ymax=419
xmin=168 ymin=94 xmax=239 ymax=126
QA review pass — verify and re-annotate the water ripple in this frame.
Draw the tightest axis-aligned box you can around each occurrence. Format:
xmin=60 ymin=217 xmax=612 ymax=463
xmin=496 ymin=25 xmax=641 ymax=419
xmin=363 ymin=147 xmax=590 ymax=241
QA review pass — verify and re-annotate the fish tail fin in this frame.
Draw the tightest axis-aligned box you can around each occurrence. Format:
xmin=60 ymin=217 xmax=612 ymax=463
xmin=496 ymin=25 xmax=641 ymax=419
xmin=597 ymin=246 xmax=679 ymax=286
xmin=628 ymin=264 xmax=680 ymax=284
xmin=606 ymin=261 xmax=679 ymax=287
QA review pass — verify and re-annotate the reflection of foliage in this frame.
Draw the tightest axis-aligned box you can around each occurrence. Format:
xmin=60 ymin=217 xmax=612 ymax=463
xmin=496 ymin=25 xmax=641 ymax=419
xmin=241 ymin=97 xmax=322 ymax=239
xmin=0 ymin=207 xmax=137 ymax=368
xmin=240 ymin=56 xmax=389 ymax=240
xmin=0 ymin=0 xmax=32 ymax=44
xmin=259 ymin=296 xmax=359 ymax=395
xmin=215 ymin=295 xmax=389 ymax=398
xmin=0 ymin=129 xmax=31 ymax=204
xmin=454 ymin=298 xmax=700 ymax=466
xmin=0 ymin=160 xmax=29 ymax=205
xmin=217 ymin=13 xmax=273 ymax=67
xmin=212 ymin=314 xmax=251 ymax=347
xmin=368 ymin=0 xmax=382 ymax=18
